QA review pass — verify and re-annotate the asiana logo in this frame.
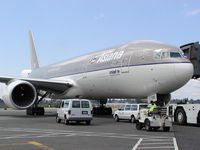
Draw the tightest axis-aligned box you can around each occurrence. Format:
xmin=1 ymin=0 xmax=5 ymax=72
xmin=89 ymin=50 xmax=124 ymax=64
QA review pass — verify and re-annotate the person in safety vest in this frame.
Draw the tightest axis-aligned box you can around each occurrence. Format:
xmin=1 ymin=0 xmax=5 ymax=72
xmin=147 ymin=101 xmax=157 ymax=115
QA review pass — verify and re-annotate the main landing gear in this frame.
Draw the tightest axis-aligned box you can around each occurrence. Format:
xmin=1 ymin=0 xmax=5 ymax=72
xmin=26 ymin=92 xmax=48 ymax=116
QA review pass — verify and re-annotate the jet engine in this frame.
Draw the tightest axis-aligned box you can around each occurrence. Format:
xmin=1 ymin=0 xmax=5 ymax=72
xmin=3 ymin=80 xmax=37 ymax=109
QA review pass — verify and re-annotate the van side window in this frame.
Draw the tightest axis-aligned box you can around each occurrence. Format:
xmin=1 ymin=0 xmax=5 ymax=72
xmin=125 ymin=105 xmax=131 ymax=111
xmin=131 ymin=105 xmax=137 ymax=111
xmin=81 ymin=101 xmax=89 ymax=108
xmin=72 ymin=101 xmax=80 ymax=108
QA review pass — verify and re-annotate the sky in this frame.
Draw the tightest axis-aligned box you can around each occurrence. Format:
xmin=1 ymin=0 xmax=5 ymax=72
xmin=0 ymin=0 xmax=199 ymax=99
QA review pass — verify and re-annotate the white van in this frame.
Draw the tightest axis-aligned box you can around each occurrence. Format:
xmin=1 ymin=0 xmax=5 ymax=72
xmin=113 ymin=103 xmax=148 ymax=123
xmin=56 ymin=99 xmax=93 ymax=125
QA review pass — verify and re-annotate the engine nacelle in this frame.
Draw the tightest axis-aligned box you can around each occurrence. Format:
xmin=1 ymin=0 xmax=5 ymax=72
xmin=3 ymin=80 xmax=37 ymax=109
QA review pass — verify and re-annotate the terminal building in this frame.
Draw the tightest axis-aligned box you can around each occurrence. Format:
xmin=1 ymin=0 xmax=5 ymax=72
xmin=180 ymin=42 xmax=200 ymax=78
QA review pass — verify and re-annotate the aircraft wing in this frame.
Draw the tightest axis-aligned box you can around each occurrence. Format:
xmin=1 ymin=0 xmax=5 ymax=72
xmin=0 ymin=76 xmax=73 ymax=94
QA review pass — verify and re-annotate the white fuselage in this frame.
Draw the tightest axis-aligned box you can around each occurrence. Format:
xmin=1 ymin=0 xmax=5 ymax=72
xmin=52 ymin=62 xmax=193 ymax=99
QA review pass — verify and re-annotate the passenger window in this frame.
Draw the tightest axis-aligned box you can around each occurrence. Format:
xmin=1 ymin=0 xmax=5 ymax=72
xmin=72 ymin=101 xmax=80 ymax=108
xmin=125 ymin=105 xmax=131 ymax=111
xmin=81 ymin=101 xmax=89 ymax=108
xmin=64 ymin=101 xmax=69 ymax=108
xmin=131 ymin=105 xmax=137 ymax=111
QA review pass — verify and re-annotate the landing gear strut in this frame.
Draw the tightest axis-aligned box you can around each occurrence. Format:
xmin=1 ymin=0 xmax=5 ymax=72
xmin=26 ymin=92 xmax=48 ymax=116
xmin=92 ymin=99 xmax=112 ymax=115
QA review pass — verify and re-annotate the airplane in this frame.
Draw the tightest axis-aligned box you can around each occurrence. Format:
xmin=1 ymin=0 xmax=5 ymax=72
xmin=0 ymin=31 xmax=193 ymax=115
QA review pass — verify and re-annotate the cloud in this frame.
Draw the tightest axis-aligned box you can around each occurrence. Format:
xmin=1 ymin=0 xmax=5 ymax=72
xmin=94 ymin=13 xmax=105 ymax=20
xmin=185 ymin=9 xmax=200 ymax=17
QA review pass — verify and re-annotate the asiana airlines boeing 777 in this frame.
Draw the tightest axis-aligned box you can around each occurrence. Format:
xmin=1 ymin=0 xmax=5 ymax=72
xmin=0 ymin=32 xmax=193 ymax=115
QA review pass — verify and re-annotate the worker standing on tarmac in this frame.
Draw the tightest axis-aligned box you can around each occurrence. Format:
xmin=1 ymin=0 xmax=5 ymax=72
xmin=148 ymin=101 xmax=157 ymax=116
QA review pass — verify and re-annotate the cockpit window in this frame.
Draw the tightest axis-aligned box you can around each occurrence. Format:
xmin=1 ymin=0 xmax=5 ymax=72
xmin=170 ymin=52 xmax=182 ymax=58
xmin=154 ymin=52 xmax=161 ymax=59
xmin=154 ymin=50 xmax=183 ymax=60
xmin=161 ymin=52 xmax=170 ymax=59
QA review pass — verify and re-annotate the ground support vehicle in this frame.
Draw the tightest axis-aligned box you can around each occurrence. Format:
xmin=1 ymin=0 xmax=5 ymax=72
xmin=136 ymin=108 xmax=172 ymax=132
xmin=168 ymin=103 xmax=200 ymax=125
xmin=56 ymin=99 xmax=93 ymax=125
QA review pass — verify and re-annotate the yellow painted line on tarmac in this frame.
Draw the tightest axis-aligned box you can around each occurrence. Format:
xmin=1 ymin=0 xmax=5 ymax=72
xmin=0 ymin=142 xmax=27 ymax=147
xmin=28 ymin=141 xmax=56 ymax=150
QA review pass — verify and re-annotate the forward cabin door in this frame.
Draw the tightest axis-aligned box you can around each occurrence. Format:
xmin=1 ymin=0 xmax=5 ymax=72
xmin=121 ymin=50 xmax=132 ymax=73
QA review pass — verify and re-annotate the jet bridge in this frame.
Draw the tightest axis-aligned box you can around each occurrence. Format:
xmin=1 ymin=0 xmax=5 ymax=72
xmin=180 ymin=42 xmax=200 ymax=78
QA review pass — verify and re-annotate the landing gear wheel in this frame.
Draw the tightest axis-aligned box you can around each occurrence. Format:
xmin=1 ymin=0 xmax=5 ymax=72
xmin=136 ymin=122 xmax=143 ymax=130
xmin=145 ymin=119 xmax=152 ymax=131
xmin=56 ymin=115 xmax=61 ymax=123
xmin=163 ymin=127 xmax=170 ymax=132
xmin=26 ymin=107 xmax=44 ymax=116
xmin=130 ymin=115 xmax=135 ymax=123
xmin=26 ymin=107 xmax=35 ymax=115
xmin=35 ymin=107 xmax=44 ymax=115
xmin=114 ymin=115 xmax=119 ymax=122
xmin=153 ymin=127 xmax=160 ymax=131
xmin=175 ymin=108 xmax=186 ymax=125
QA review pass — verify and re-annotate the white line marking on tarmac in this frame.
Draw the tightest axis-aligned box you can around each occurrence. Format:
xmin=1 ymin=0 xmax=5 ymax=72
xmin=141 ymin=142 xmax=173 ymax=145
xmin=137 ymin=146 xmax=174 ymax=149
xmin=0 ymin=126 xmax=178 ymax=150
xmin=132 ymin=138 xmax=143 ymax=150
xmin=173 ymin=137 xmax=179 ymax=150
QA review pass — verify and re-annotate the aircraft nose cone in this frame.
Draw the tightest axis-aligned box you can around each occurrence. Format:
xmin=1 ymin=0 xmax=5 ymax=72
xmin=174 ymin=62 xmax=194 ymax=87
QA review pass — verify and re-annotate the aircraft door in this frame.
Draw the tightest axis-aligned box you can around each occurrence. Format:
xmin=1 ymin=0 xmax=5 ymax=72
xmin=82 ymin=62 xmax=88 ymax=78
xmin=121 ymin=53 xmax=131 ymax=73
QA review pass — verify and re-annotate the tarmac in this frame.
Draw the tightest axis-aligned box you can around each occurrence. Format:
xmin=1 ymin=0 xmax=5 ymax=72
xmin=0 ymin=108 xmax=199 ymax=150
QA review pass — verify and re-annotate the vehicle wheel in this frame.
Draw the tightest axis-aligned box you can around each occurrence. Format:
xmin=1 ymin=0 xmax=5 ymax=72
xmin=136 ymin=122 xmax=143 ymax=130
xmin=163 ymin=127 xmax=170 ymax=132
xmin=114 ymin=115 xmax=119 ymax=122
xmin=56 ymin=115 xmax=61 ymax=123
xmin=86 ymin=120 xmax=91 ymax=125
xmin=130 ymin=115 xmax=136 ymax=123
xmin=175 ymin=108 xmax=186 ymax=125
xmin=153 ymin=127 xmax=160 ymax=131
xmin=145 ymin=119 xmax=152 ymax=131
xmin=64 ymin=118 xmax=69 ymax=125
xmin=197 ymin=112 xmax=200 ymax=126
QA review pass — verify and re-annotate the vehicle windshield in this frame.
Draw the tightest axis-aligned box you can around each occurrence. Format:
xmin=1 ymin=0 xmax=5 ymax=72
xmin=64 ymin=101 xmax=69 ymax=108
xmin=119 ymin=105 xmax=125 ymax=110
xmin=139 ymin=105 xmax=148 ymax=110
